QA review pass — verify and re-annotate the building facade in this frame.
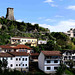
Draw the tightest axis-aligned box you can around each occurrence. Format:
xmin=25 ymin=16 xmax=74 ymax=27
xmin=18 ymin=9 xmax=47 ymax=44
xmin=66 ymin=28 xmax=75 ymax=38
xmin=62 ymin=50 xmax=75 ymax=68
xmin=38 ymin=40 xmax=47 ymax=45
xmin=0 ymin=44 xmax=33 ymax=54
xmin=38 ymin=51 xmax=61 ymax=74
xmin=0 ymin=52 xmax=29 ymax=72
xmin=11 ymin=37 xmax=37 ymax=47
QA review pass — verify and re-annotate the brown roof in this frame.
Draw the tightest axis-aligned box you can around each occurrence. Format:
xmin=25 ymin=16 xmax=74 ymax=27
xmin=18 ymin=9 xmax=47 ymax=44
xmin=11 ymin=37 xmax=37 ymax=39
xmin=41 ymin=51 xmax=61 ymax=56
xmin=0 ymin=45 xmax=12 ymax=49
xmin=12 ymin=44 xmax=32 ymax=49
xmin=0 ymin=44 xmax=32 ymax=49
xmin=9 ymin=52 xmax=29 ymax=56
xmin=31 ymin=53 xmax=39 ymax=56
xmin=0 ymin=53 xmax=13 ymax=57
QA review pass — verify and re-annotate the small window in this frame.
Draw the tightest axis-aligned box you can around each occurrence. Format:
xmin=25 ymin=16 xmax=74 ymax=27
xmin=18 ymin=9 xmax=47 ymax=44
xmin=19 ymin=58 xmax=21 ymax=61
xmin=32 ymin=40 xmax=33 ymax=42
xmin=16 ymin=64 xmax=18 ymax=66
xmin=16 ymin=58 xmax=18 ymax=61
xmin=23 ymin=64 xmax=24 ymax=66
xmin=47 ymin=60 xmax=50 ymax=63
xmin=6 ymin=57 xmax=8 ymax=60
xmin=22 ymin=58 xmax=24 ymax=61
xmin=47 ymin=67 xmax=51 ymax=70
xmin=10 ymin=64 xmax=13 ymax=67
xmin=54 ymin=67 xmax=58 ymax=70
xmin=25 ymin=64 xmax=27 ymax=66
xmin=11 ymin=57 xmax=13 ymax=60
xmin=25 ymin=58 xmax=27 ymax=61
xmin=19 ymin=64 xmax=20 ymax=66
xmin=54 ymin=60 xmax=58 ymax=63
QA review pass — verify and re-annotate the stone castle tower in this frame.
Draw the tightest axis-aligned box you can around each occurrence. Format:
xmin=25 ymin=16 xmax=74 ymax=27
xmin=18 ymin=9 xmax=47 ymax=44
xmin=6 ymin=7 xmax=14 ymax=20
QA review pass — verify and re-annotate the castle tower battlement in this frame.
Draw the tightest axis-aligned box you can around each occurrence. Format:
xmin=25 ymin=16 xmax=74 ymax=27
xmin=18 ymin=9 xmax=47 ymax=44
xmin=6 ymin=7 xmax=14 ymax=20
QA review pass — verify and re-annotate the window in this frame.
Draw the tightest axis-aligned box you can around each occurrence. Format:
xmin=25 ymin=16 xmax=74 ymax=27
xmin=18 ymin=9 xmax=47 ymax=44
xmin=16 ymin=64 xmax=18 ymax=66
xmin=19 ymin=64 xmax=20 ymax=66
xmin=25 ymin=58 xmax=27 ymax=61
xmin=10 ymin=64 xmax=13 ymax=67
xmin=54 ymin=60 xmax=58 ymax=63
xmin=47 ymin=67 xmax=51 ymax=70
xmin=25 ymin=64 xmax=27 ymax=66
xmin=32 ymin=40 xmax=33 ymax=42
xmin=11 ymin=57 xmax=13 ymax=60
xmin=16 ymin=58 xmax=18 ymax=61
xmin=47 ymin=60 xmax=51 ymax=63
xmin=19 ymin=58 xmax=21 ymax=61
xmin=54 ymin=67 xmax=58 ymax=70
xmin=22 ymin=58 xmax=24 ymax=61
xmin=23 ymin=64 xmax=24 ymax=66
xmin=6 ymin=57 xmax=8 ymax=60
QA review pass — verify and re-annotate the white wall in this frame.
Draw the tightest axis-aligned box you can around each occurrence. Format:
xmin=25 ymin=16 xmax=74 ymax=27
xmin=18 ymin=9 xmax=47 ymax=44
xmin=0 ymin=56 xmax=29 ymax=70
xmin=45 ymin=60 xmax=60 ymax=65
xmin=38 ymin=52 xmax=45 ymax=71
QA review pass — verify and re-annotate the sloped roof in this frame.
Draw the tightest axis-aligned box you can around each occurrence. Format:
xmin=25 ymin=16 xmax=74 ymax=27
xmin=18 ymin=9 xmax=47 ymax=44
xmin=41 ymin=51 xmax=61 ymax=56
xmin=0 ymin=53 xmax=13 ymax=57
xmin=0 ymin=44 xmax=32 ymax=49
xmin=12 ymin=44 xmax=32 ymax=49
xmin=0 ymin=45 xmax=12 ymax=49
xmin=9 ymin=52 xmax=29 ymax=56
xmin=31 ymin=53 xmax=39 ymax=56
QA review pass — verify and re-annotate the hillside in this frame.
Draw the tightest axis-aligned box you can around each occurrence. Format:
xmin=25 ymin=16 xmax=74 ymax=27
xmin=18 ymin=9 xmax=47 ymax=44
xmin=0 ymin=18 xmax=50 ymax=45
xmin=0 ymin=18 xmax=75 ymax=52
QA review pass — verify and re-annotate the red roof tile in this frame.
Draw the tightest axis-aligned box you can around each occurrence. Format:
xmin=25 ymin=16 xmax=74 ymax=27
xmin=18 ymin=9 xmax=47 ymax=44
xmin=9 ymin=52 xmax=29 ymax=56
xmin=31 ymin=53 xmax=39 ymax=56
xmin=41 ymin=51 xmax=61 ymax=56
xmin=0 ymin=44 xmax=32 ymax=49
xmin=12 ymin=44 xmax=32 ymax=49
xmin=0 ymin=45 xmax=12 ymax=49
xmin=0 ymin=53 xmax=13 ymax=57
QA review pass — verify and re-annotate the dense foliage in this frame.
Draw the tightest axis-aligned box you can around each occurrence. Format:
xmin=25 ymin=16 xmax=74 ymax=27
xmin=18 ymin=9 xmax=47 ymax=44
xmin=0 ymin=18 xmax=75 ymax=51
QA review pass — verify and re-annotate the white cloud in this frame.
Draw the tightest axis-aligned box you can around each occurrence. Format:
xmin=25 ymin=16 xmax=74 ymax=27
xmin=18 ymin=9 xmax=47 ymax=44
xmin=16 ymin=19 xmax=22 ymax=22
xmin=67 ymin=5 xmax=75 ymax=10
xmin=38 ymin=19 xmax=75 ymax=32
xmin=50 ymin=4 xmax=58 ymax=7
xmin=44 ymin=0 xmax=54 ymax=3
xmin=45 ymin=19 xmax=56 ymax=22
xmin=55 ymin=15 xmax=64 ymax=18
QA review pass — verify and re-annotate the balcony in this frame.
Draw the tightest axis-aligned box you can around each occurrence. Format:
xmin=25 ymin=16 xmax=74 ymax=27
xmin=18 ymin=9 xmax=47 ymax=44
xmin=45 ymin=56 xmax=61 ymax=60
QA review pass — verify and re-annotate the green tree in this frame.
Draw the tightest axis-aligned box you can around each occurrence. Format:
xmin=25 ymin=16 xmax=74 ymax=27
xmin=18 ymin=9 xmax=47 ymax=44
xmin=67 ymin=60 xmax=75 ymax=69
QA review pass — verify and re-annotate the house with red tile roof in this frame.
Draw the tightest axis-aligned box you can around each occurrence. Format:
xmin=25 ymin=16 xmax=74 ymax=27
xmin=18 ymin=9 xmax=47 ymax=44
xmin=0 ymin=52 xmax=29 ymax=72
xmin=38 ymin=51 xmax=62 ymax=74
xmin=0 ymin=44 xmax=33 ymax=54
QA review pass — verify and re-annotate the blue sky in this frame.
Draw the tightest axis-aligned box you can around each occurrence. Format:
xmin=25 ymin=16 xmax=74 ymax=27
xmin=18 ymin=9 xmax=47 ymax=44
xmin=0 ymin=0 xmax=75 ymax=32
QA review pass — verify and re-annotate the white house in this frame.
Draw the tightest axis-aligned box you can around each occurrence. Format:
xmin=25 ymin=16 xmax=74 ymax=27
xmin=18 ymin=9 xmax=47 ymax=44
xmin=66 ymin=28 xmax=75 ymax=38
xmin=0 ymin=52 xmax=29 ymax=72
xmin=62 ymin=50 xmax=75 ymax=68
xmin=38 ymin=40 xmax=47 ymax=45
xmin=11 ymin=37 xmax=37 ymax=47
xmin=38 ymin=51 xmax=61 ymax=74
